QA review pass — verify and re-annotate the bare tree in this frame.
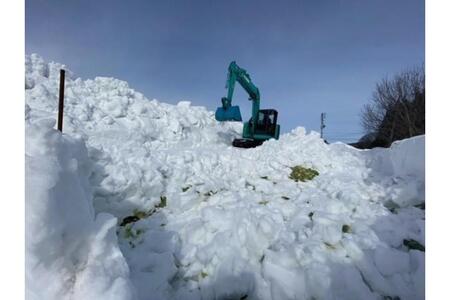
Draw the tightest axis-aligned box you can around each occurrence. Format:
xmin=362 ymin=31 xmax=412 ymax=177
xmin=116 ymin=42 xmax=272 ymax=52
xmin=360 ymin=65 xmax=425 ymax=147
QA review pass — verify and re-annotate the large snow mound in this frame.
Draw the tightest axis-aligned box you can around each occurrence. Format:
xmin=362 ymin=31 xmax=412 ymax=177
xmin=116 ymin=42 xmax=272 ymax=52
xmin=25 ymin=54 xmax=425 ymax=300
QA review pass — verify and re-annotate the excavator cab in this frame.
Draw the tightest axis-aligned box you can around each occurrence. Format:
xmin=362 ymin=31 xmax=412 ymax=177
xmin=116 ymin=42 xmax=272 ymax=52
xmin=254 ymin=109 xmax=278 ymax=135
xmin=233 ymin=109 xmax=280 ymax=148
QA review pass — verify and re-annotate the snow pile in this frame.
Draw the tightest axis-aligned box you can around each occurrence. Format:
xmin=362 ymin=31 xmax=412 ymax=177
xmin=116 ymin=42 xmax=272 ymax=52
xmin=363 ymin=136 xmax=425 ymax=207
xmin=25 ymin=54 xmax=425 ymax=300
xmin=389 ymin=136 xmax=425 ymax=180
xmin=25 ymin=119 xmax=135 ymax=300
xmin=364 ymin=135 xmax=425 ymax=180
xmin=26 ymin=53 xmax=241 ymax=217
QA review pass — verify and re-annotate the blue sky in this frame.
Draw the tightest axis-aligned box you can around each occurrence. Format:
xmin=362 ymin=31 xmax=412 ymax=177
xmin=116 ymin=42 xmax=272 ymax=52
xmin=26 ymin=0 xmax=424 ymax=142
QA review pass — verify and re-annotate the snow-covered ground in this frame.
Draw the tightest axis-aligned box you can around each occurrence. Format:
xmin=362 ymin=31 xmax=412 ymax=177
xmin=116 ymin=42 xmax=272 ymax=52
xmin=25 ymin=54 xmax=425 ymax=300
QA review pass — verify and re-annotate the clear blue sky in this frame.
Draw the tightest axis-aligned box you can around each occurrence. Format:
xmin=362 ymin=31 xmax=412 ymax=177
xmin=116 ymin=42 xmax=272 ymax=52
xmin=26 ymin=0 xmax=424 ymax=142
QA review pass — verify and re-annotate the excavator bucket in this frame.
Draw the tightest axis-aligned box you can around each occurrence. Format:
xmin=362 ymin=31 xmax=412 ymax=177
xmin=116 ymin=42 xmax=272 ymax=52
xmin=215 ymin=105 xmax=242 ymax=121
xmin=215 ymin=97 xmax=242 ymax=121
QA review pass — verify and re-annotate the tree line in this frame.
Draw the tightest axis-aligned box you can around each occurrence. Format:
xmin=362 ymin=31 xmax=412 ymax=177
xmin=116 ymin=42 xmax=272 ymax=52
xmin=356 ymin=65 xmax=425 ymax=149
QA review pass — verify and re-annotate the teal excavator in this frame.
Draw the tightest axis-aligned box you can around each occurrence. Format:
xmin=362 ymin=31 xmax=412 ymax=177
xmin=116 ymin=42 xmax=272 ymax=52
xmin=215 ymin=61 xmax=280 ymax=148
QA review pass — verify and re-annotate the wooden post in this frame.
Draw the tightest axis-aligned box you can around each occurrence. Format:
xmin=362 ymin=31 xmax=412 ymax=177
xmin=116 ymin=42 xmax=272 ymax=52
xmin=57 ymin=69 xmax=65 ymax=132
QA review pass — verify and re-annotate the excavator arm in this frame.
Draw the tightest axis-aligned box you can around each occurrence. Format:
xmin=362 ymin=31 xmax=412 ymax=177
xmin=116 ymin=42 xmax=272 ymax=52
xmin=216 ymin=61 xmax=260 ymax=128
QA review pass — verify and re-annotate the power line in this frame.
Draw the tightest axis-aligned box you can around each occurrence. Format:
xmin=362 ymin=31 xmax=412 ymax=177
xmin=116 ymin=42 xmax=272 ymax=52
xmin=319 ymin=112 xmax=366 ymax=142
xmin=326 ymin=131 xmax=365 ymax=136
xmin=327 ymin=135 xmax=360 ymax=138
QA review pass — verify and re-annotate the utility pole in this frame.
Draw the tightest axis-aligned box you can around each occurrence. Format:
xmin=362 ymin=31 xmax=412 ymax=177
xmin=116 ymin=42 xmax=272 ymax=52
xmin=320 ymin=112 xmax=326 ymax=139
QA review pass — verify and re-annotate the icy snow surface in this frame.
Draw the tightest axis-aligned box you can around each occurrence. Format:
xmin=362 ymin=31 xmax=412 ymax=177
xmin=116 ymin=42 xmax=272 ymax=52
xmin=25 ymin=54 xmax=425 ymax=300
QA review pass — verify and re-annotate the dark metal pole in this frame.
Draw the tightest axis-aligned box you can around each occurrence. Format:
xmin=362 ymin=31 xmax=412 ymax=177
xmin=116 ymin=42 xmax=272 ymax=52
xmin=57 ymin=69 xmax=65 ymax=132
xmin=320 ymin=112 xmax=326 ymax=139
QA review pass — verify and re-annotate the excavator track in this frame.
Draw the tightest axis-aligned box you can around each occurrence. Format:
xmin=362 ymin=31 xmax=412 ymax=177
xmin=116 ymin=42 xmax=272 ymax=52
xmin=232 ymin=138 xmax=264 ymax=148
